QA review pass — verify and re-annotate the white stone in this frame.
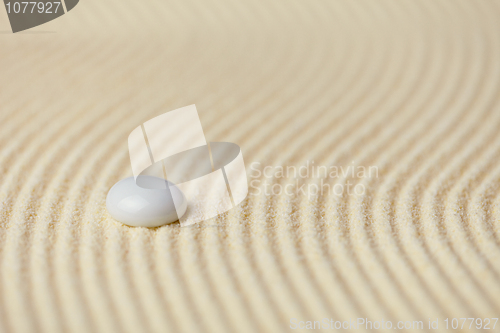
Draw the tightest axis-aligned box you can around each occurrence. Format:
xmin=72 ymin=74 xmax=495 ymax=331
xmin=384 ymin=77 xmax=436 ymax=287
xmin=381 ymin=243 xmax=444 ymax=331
xmin=106 ymin=176 xmax=187 ymax=227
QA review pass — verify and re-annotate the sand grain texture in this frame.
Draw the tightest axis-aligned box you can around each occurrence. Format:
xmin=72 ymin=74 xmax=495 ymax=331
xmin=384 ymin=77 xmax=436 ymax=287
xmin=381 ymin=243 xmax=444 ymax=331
xmin=0 ymin=0 xmax=500 ymax=332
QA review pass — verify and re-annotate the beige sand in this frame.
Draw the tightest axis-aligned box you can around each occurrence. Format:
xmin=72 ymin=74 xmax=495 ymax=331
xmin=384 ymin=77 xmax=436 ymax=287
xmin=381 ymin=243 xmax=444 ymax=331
xmin=0 ymin=0 xmax=499 ymax=332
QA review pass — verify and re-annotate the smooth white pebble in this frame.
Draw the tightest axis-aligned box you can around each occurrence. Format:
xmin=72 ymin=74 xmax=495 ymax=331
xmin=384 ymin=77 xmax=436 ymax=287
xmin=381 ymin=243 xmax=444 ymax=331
xmin=106 ymin=176 xmax=187 ymax=227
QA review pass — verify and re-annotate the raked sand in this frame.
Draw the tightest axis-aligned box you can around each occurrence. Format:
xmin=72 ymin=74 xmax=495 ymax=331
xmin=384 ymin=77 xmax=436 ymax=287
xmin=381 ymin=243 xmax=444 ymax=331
xmin=0 ymin=1 xmax=500 ymax=332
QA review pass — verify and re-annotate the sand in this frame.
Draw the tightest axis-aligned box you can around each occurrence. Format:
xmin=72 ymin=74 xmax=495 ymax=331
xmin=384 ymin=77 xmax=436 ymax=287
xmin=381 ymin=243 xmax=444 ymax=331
xmin=0 ymin=0 xmax=499 ymax=332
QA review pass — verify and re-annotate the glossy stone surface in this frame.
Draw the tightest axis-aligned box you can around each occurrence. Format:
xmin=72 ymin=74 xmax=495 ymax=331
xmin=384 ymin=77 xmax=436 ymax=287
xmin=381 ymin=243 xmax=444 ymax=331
xmin=106 ymin=176 xmax=187 ymax=227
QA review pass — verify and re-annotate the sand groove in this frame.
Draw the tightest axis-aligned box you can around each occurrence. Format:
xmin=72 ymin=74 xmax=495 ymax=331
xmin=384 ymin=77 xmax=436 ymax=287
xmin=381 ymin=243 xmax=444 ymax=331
xmin=1 ymin=0 xmax=500 ymax=332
